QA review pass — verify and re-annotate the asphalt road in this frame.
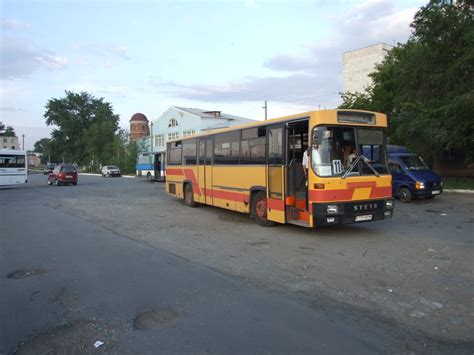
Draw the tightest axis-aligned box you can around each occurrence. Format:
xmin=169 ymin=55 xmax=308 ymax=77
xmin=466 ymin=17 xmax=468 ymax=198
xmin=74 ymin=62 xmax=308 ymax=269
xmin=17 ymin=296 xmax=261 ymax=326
xmin=1 ymin=174 xmax=473 ymax=354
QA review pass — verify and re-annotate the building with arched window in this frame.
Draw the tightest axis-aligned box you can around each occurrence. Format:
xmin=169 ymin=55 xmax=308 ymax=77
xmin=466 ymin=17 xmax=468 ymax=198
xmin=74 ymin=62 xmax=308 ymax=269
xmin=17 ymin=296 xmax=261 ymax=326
xmin=137 ymin=106 xmax=255 ymax=153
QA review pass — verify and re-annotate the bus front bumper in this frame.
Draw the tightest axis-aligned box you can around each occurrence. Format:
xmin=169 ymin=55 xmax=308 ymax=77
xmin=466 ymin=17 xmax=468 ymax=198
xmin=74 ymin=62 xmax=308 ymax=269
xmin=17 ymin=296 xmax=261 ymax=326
xmin=312 ymin=199 xmax=394 ymax=227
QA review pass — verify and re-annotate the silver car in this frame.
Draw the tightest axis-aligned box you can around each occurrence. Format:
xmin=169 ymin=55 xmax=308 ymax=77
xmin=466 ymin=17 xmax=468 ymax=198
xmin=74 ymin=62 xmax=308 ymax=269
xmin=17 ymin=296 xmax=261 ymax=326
xmin=101 ymin=165 xmax=121 ymax=177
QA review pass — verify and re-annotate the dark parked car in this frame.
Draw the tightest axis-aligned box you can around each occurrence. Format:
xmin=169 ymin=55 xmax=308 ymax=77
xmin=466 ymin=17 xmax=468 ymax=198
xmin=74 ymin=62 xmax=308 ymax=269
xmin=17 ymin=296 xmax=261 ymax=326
xmin=47 ymin=164 xmax=78 ymax=186
xmin=43 ymin=163 xmax=56 ymax=175
xmin=387 ymin=146 xmax=443 ymax=202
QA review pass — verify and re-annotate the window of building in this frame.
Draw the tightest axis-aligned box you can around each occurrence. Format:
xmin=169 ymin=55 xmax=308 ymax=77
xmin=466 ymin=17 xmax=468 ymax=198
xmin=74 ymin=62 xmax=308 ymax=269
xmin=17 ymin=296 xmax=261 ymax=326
xmin=167 ymin=141 xmax=182 ymax=165
xmin=183 ymin=129 xmax=195 ymax=137
xmin=240 ymin=127 xmax=266 ymax=164
xmin=155 ymin=134 xmax=165 ymax=147
xmin=168 ymin=118 xmax=178 ymax=127
xmin=168 ymin=132 xmax=180 ymax=141
xmin=214 ymin=131 xmax=240 ymax=164
xmin=183 ymin=139 xmax=197 ymax=165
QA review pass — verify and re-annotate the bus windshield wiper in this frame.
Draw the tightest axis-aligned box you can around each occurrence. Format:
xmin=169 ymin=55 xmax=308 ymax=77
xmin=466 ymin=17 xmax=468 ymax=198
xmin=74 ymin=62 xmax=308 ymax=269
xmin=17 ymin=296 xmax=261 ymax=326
xmin=360 ymin=155 xmax=380 ymax=177
xmin=342 ymin=155 xmax=362 ymax=179
xmin=342 ymin=155 xmax=380 ymax=179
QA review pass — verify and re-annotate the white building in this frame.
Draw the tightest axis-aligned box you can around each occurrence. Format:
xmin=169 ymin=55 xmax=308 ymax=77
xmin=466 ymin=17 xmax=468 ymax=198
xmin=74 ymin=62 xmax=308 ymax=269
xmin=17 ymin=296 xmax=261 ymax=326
xmin=146 ymin=106 xmax=256 ymax=152
xmin=343 ymin=43 xmax=393 ymax=94
xmin=1 ymin=135 xmax=20 ymax=150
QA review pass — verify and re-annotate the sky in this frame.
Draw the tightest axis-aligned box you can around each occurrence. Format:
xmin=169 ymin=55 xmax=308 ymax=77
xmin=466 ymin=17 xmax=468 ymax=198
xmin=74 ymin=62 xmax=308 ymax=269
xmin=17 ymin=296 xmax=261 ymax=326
xmin=1 ymin=0 xmax=425 ymax=150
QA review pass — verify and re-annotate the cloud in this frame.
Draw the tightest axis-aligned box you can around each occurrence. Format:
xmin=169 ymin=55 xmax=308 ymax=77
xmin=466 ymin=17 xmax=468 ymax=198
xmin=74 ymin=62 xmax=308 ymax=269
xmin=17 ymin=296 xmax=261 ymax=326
xmin=108 ymin=46 xmax=129 ymax=58
xmin=73 ymin=43 xmax=131 ymax=64
xmin=1 ymin=18 xmax=30 ymax=30
xmin=0 ymin=37 xmax=68 ymax=79
xmin=153 ymin=0 xmax=418 ymax=107
xmin=0 ymin=105 xmax=25 ymax=112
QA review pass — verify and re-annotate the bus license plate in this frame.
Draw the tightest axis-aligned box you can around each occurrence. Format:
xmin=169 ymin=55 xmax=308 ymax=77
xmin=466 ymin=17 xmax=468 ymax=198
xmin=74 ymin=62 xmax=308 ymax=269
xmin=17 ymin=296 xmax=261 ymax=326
xmin=66 ymin=175 xmax=73 ymax=179
xmin=432 ymin=190 xmax=440 ymax=195
xmin=355 ymin=214 xmax=372 ymax=222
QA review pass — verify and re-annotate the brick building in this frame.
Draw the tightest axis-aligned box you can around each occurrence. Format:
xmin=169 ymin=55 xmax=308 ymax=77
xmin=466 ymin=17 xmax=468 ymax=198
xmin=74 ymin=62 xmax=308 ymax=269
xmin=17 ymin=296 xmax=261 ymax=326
xmin=129 ymin=113 xmax=150 ymax=142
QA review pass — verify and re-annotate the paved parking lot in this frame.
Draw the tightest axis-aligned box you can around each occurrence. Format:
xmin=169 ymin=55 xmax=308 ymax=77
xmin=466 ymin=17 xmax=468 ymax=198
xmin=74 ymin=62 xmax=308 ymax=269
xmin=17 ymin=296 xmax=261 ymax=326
xmin=1 ymin=174 xmax=473 ymax=353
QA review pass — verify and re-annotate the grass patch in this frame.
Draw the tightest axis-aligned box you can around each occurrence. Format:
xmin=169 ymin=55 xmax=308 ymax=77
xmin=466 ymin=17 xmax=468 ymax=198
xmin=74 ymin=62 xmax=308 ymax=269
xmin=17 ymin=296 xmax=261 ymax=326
xmin=442 ymin=177 xmax=474 ymax=190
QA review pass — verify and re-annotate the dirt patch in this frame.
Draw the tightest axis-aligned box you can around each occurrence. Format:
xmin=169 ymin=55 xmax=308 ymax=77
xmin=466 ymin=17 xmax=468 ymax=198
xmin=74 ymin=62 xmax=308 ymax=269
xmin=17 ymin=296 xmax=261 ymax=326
xmin=218 ymin=213 xmax=253 ymax=224
xmin=247 ymin=240 xmax=270 ymax=247
xmin=55 ymin=287 xmax=80 ymax=309
xmin=14 ymin=319 xmax=117 ymax=354
xmin=133 ymin=308 xmax=180 ymax=330
xmin=7 ymin=268 xmax=47 ymax=280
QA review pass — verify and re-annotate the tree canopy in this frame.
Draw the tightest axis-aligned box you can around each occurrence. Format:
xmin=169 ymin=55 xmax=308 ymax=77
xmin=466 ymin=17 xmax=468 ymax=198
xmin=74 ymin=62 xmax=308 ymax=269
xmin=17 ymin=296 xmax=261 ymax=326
xmin=340 ymin=1 xmax=474 ymax=163
xmin=0 ymin=125 xmax=16 ymax=137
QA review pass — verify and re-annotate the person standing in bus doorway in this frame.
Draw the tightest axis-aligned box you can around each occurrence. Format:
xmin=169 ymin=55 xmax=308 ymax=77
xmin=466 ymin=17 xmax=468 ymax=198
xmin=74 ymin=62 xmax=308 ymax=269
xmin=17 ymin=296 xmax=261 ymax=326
xmin=302 ymin=148 xmax=309 ymax=185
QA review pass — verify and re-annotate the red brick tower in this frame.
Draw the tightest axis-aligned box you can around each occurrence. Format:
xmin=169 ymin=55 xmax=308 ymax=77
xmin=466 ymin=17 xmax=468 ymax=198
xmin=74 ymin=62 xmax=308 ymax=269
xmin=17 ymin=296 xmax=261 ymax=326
xmin=129 ymin=113 xmax=150 ymax=142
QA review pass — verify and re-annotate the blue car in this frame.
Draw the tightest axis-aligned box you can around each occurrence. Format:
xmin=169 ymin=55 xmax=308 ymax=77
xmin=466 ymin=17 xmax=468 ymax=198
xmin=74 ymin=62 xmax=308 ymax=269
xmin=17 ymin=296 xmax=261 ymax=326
xmin=387 ymin=146 xmax=443 ymax=202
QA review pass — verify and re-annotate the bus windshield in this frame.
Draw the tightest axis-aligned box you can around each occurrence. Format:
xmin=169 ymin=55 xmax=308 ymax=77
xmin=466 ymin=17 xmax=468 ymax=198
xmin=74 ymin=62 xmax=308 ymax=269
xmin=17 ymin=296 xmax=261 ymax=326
xmin=311 ymin=126 xmax=389 ymax=177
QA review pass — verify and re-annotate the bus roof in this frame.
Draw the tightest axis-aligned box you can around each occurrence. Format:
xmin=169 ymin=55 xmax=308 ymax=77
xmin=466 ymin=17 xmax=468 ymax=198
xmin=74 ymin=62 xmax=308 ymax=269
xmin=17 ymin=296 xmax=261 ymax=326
xmin=0 ymin=149 xmax=27 ymax=155
xmin=167 ymin=109 xmax=387 ymax=143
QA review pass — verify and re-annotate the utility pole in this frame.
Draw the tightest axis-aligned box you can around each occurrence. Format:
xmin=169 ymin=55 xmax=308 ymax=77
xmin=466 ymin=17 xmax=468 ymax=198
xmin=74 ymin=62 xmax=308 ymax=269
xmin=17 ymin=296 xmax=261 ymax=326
xmin=262 ymin=101 xmax=267 ymax=120
xmin=22 ymin=134 xmax=25 ymax=150
xmin=150 ymin=121 xmax=154 ymax=152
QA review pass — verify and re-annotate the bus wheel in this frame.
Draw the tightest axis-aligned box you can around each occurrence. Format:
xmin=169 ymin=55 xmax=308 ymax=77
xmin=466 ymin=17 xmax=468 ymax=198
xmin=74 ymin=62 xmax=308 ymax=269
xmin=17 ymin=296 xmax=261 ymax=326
xmin=399 ymin=187 xmax=412 ymax=203
xmin=252 ymin=191 xmax=275 ymax=227
xmin=184 ymin=183 xmax=198 ymax=207
xmin=147 ymin=172 xmax=153 ymax=182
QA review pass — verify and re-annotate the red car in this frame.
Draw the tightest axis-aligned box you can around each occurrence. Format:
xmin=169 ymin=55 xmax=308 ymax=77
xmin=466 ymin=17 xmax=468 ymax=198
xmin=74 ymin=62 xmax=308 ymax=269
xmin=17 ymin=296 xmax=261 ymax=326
xmin=47 ymin=164 xmax=78 ymax=186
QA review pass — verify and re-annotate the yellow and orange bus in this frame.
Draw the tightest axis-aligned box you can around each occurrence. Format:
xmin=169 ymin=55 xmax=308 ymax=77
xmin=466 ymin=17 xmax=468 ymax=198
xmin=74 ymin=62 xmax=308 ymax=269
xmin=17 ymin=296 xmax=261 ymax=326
xmin=165 ymin=109 xmax=393 ymax=227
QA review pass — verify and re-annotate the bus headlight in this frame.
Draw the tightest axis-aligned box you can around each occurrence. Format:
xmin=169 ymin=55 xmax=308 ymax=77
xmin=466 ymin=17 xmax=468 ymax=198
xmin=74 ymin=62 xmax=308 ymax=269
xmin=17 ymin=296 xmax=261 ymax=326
xmin=416 ymin=181 xmax=425 ymax=190
xmin=327 ymin=205 xmax=339 ymax=214
xmin=385 ymin=200 xmax=393 ymax=209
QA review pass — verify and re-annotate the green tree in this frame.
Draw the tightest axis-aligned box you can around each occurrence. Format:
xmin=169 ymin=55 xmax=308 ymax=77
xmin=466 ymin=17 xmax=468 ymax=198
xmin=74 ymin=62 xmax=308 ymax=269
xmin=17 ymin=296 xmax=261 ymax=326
xmin=3 ymin=126 xmax=16 ymax=137
xmin=44 ymin=91 xmax=120 ymax=167
xmin=340 ymin=1 xmax=474 ymax=163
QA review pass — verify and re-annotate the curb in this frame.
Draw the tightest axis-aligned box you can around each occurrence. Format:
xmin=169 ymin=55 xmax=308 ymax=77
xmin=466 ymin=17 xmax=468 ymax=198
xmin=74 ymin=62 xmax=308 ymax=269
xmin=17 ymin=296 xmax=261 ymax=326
xmin=79 ymin=173 xmax=135 ymax=179
xmin=444 ymin=189 xmax=474 ymax=194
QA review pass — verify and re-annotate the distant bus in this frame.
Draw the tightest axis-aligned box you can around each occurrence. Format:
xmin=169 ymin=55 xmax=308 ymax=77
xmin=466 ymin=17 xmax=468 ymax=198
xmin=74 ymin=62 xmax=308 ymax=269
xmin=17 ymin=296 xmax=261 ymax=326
xmin=165 ymin=109 xmax=394 ymax=228
xmin=0 ymin=150 xmax=28 ymax=186
xmin=136 ymin=152 xmax=166 ymax=181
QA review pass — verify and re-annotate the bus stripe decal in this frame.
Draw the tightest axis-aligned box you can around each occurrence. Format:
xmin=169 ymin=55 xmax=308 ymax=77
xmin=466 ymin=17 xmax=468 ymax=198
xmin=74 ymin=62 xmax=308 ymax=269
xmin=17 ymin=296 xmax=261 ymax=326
xmin=267 ymin=198 xmax=285 ymax=211
xmin=309 ymin=189 xmax=354 ymax=202
xmin=369 ymin=186 xmax=392 ymax=198
xmin=203 ymin=188 xmax=249 ymax=203
xmin=167 ymin=168 xmax=184 ymax=176
xmin=182 ymin=169 xmax=202 ymax=196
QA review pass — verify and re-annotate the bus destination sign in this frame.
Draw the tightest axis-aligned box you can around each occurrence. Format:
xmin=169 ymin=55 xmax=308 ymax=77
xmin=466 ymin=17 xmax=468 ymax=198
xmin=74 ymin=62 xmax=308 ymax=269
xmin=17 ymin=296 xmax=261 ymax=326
xmin=337 ymin=111 xmax=376 ymax=125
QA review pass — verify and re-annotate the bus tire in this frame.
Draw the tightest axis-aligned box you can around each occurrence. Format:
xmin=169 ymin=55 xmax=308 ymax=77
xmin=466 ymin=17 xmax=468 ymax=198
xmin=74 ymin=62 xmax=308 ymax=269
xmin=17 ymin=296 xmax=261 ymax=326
xmin=183 ymin=183 xmax=198 ymax=207
xmin=147 ymin=172 xmax=153 ymax=182
xmin=252 ymin=191 xmax=275 ymax=227
xmin=398 ymin=187 xmax=412 ymax=203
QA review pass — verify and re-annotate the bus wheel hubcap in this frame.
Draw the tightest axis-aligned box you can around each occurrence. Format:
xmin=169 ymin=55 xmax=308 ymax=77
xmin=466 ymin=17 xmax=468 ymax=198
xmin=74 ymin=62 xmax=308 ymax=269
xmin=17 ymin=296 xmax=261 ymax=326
xmin=256 ymin=199 xmax=267 ymax=219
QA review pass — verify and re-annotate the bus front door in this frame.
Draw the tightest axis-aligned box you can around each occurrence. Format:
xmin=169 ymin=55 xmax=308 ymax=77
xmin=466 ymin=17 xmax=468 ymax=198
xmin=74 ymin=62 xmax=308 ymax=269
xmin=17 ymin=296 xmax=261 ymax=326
xmin=266 ymin=125 xmax=285 ymax=223
xmin=154 ymin=153 xmax=161 ymax=180
xmin=198 ymin=138 xmax=213 ymax=205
